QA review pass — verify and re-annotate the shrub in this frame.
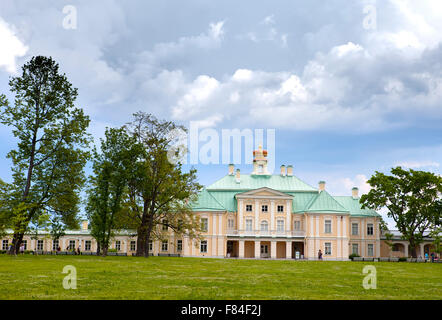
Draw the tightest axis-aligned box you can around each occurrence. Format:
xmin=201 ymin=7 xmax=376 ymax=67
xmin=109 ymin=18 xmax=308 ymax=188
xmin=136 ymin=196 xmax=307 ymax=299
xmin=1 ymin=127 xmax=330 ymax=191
xmin=349 ymin=253 xmax=360 ymax=260
xmin=108 ymin=248 xmax=118 ymax=253
xmin=398 ymin=257 xmax=407 ymax=262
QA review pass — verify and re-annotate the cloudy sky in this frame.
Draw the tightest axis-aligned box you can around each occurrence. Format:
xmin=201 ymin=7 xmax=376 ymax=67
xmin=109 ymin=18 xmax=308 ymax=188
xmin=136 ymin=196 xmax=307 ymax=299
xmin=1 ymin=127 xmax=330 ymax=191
xmin=1 ymin=0 xmax=441 ymax=228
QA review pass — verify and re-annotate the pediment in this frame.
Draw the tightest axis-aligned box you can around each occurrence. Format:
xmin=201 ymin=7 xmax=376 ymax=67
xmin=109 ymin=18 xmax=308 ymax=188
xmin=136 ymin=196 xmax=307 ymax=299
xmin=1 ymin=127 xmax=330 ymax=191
xmin=235 ymin=187 xmax=293 ymax=200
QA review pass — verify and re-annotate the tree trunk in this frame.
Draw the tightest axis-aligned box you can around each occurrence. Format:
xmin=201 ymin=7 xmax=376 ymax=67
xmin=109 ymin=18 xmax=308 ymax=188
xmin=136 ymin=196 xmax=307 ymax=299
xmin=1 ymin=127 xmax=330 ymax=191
xmin=136 ymin=226 xmax=147 ymax=257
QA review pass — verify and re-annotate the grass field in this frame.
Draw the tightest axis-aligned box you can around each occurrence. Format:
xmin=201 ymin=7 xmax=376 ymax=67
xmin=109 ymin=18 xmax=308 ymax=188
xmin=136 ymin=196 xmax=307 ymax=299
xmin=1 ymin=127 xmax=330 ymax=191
xmin=0 ymin=255 xmax=441 ymax=300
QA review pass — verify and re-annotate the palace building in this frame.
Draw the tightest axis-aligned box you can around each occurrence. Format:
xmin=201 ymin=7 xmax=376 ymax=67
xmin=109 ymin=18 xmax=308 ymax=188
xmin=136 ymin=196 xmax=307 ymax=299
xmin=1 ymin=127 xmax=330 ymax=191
xmin=1 ymin=146 xmax=437 ymax=260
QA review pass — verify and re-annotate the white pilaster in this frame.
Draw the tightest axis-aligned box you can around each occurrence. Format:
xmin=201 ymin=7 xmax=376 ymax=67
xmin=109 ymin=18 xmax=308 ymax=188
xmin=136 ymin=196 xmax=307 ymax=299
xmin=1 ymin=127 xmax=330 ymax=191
xmin=255 ymin=241 xmax=260 ymax=259
xmin=271 ymin=241 xmax=277 ymax=259
xmin=239 ymin=240 xmax=245 ymax=258
xmin=286 ymin=241 xmax=292 ymax=259
xmin=239 ymin=200 xmax=243 ymax=232
xmin=183 ymin=237 xmax=189 ymax=257
xmin=270 ymin=200 xmax=275 ymax=231
xmin=212 ymin=213 xmax=217 ymax=236
xmin=255 ymin=200 xmax=259 ymax=231
xmin=286 ymin=200 xmax=291 ymax=232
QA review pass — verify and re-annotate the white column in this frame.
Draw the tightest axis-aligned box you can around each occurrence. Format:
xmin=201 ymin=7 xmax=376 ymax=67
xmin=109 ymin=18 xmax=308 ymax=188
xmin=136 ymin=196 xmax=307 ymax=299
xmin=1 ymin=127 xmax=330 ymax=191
xmin=238 ymin=200 xmax=244 ymax=231
xmin=271 ymin=241 xmax=277 ymax=259
xmin=270 ymin=200 xmax=275 ymax=231
xmin=404 ymin=243 xmax=409 ymax=257
xmin=419 ymin=243 xmax=424 ymax=258
xmin=255 ymin=200 xmax=259 ymax=231
xmin=286 ymin=241 xmax=292 ymax=259
xmin=239 ymin=240 xmax=245 ymax=258
xmin=286 ymin=201 xmax=291 ymax=232
xmin=255 ymin=241 xmax=260 ymax=259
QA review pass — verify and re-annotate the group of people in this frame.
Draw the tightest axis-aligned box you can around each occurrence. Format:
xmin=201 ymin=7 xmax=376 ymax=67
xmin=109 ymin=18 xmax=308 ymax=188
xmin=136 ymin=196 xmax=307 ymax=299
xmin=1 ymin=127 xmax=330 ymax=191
xmin=316 ymin=249 xmax=439 ymax=262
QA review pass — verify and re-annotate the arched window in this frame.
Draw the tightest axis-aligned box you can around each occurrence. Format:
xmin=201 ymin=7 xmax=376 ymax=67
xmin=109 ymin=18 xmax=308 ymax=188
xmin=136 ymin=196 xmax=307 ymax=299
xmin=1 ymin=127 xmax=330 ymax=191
xmin=260 ymin=220 xmax=269 ymax=231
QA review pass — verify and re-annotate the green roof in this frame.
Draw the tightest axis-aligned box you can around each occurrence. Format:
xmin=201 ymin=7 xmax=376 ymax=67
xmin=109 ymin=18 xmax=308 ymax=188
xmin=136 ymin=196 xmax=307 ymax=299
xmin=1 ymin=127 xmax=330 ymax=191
xmin=189 ymin=189 xmax=226 ymax=212
xmin=304 ymin=190 xmax=349 ymax=213
xmin=334 ymin=196 xmax=381 ymax=217
xmin=207 ymin=174 xmax=317 ymax=192
xmin=190 ymin=173 xmax=380 ymax=217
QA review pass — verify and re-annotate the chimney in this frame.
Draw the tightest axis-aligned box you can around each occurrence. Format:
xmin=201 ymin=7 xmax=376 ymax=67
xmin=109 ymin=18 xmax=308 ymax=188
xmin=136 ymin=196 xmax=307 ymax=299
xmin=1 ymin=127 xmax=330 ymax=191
xmin=235 ymin=169 xmax=240 ymax=183
xmin=287 ymin=165 xmax=293 ymax=176
xmin=280 ymin=165 xmax=286 ymax=176
xmin=81 ymin=220 xmax=89 ymax=230
xmin=228 ymin=164 xmax=234 ymax=175
xmin=318 ymin=181 xmax=326 ymax=191
xmin=352 ymin=187 xmax=359 ymax=199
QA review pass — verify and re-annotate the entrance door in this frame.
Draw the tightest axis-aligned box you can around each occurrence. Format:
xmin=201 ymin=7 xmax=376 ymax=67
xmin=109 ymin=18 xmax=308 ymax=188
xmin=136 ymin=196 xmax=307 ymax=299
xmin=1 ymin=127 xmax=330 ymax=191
xmin=260 ymin=244 xmax=269 ymax=258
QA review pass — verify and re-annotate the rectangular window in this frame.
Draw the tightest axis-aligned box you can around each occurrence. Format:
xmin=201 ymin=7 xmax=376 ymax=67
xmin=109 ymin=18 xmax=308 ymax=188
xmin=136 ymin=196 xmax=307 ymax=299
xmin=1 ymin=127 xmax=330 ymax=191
xmin=69 ymin=240 xmax=76 ymax=250
xmin=367 ymin=223 xmax=374 ymax=236
xmin=325 ymin=242 xmax=332 ymax=255
xmin=352 ymin=223 xmax=359 ymax=235
xmin=352 ymin=243 xmax=359 ymax=255
xmin=115 ymin=240 xmax=121 ymax=251
xmin=161 ymin=240 xmax=168 ymax=251
xmin=245 ymin=219 xmax=253 ymax=231
xmin=246 ymin=205 xmax=252 ymax=212
xmin=277 ymin=220 xmax=285 ymax=232
xmin=149 ymin=241 xmax=153 ymax=251
xmin=261 ymin=205 xmax=268 ymax=212
xmin=325 ymin=220 xmax=332 ymax=234
xmin=2 ymin=240 xmax=8 ymax=250
xmin=367 ymin=244 xmax=374 ymax=257
xmin=294 ymin=221 xmax=301 ymax=231
xmin=85 ymin=240 xmax=91 ymax=251
xmin=130 ymin=241 xmax=136 ymax=251
xmin=162 ymin=220 xmax=168 ymax=231
xmin=52 ymin=240 xmax=59 ymax=251
xmin=200 ymin=240 xmax=207 ymax=253
xmin=177 ymin=240 xmax=182 ymax=252
xmin=37 ymin=240 xmax=44 ymax=251
xmin=228 ymin=219 xmax=234 ymax=230
xmin=201 ymin=218 xmax=208 ymax=232
xmin=277 ymin=205 xmax=284 ymax=212
xmin=22 ymin=240 xmax=27 ymax=250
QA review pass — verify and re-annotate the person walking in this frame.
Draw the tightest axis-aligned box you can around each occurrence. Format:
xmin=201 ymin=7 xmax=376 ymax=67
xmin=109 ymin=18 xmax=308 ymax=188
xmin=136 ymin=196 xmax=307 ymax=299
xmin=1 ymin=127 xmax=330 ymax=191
xmin=19 ymin=243 xmax=25 ymax=255
xmin=318 ymin=249 xmax=323 ymax=260
xmin=431 ymin=252 xmax=435 ymax=263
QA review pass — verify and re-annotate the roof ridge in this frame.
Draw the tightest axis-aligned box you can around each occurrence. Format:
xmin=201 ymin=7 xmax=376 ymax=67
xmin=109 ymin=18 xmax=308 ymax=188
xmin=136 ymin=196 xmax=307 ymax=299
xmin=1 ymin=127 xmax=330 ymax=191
xmin=306 ymin=189 xmax=349 ymax=212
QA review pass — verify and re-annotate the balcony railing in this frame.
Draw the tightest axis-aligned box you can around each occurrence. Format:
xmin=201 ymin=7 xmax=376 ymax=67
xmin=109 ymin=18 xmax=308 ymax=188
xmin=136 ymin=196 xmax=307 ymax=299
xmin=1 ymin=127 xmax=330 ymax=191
xmin=226 ymin=229 xmax=305 ymax=237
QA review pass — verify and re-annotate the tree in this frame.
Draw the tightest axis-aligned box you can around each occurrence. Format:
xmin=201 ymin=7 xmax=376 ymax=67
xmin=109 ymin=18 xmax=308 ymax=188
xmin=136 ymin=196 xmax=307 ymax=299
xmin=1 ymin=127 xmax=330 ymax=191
xmin=125 ymin=112 xmax=202 ymax=257
xmin=86 ymin=127 xmax=138 ymax=256
xmin=361 ymin=167 xmax=442 ymax=258
xmin=0 ymin=56 xmax=91 ymax=254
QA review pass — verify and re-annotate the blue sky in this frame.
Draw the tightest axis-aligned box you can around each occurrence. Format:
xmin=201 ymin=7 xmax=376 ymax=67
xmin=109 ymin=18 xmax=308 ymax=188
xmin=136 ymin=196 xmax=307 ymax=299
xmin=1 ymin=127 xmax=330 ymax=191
xmin=0 ymin=0 xmax=441 ymax=229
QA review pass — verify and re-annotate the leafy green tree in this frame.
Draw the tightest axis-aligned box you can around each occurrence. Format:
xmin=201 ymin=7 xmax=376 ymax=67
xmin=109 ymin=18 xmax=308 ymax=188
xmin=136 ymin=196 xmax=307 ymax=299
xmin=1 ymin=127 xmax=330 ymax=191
xmin=86 ymin=127 xmax=138 ymax=256
xmin=125 ymin=112 xmax=202 ymax=257
xmin=0 ymin=56 xmax=91 ymax=254
xmin=361 ymin=167 xmax=442 ymax=258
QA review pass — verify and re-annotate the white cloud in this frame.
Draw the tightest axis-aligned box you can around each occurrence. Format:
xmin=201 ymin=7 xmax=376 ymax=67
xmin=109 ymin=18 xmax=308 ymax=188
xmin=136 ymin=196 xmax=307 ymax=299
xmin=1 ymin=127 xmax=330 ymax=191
xmin=0 ymin=18 xmax=28 ymax=73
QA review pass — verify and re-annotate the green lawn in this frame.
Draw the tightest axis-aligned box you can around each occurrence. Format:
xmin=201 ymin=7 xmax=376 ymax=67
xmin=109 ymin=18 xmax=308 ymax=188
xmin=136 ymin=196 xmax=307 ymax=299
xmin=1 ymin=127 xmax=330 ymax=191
xmin=0 ymin=255 xmax=440 ymax=300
